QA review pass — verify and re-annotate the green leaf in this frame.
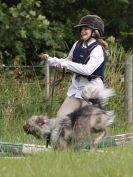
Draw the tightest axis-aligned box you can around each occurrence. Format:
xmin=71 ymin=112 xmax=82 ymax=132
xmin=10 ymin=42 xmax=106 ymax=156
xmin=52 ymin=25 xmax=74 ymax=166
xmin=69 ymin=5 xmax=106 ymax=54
xmin=119 ymin=0 xmax=129 ymax=4
xmin=20 ymin=29 xmax=27 ymax=39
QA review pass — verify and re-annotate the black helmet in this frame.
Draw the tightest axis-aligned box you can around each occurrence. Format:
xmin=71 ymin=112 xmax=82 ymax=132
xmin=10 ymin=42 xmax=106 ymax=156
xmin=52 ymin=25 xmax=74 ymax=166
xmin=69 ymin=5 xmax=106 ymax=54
xmin=74 ymin=15 xmax=104 ymax=37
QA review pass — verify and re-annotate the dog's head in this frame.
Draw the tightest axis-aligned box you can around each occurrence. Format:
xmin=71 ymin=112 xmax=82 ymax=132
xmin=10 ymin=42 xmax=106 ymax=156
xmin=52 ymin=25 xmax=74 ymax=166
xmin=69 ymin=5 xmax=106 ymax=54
xmin=23 ymin=114 xmax=52 ymax=140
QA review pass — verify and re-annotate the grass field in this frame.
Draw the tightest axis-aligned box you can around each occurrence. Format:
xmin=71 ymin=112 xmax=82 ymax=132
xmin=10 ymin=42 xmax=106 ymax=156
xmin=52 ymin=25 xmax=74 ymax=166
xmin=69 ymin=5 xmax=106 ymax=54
xmin=0 ymin=114 xmax=133 ymax=177
xmin=0 ymin=144 xmax=133 ymax=177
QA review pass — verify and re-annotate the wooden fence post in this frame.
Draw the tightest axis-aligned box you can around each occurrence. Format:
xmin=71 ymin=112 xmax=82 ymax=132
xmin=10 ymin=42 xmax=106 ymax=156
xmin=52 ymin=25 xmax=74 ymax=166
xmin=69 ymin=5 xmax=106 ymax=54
xmin=45 ymin=62 xmax=50 ymax=100
xmin=125 ymin=55 xmax=133 ymax=123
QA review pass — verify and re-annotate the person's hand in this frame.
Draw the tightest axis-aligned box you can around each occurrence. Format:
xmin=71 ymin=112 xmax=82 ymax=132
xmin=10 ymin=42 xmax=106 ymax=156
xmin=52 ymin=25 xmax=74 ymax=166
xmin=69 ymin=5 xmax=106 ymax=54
xmin=56 ymin=63 xmax=61 ymax=68
xmin=39 ymin=53 xmax=49 ymax=61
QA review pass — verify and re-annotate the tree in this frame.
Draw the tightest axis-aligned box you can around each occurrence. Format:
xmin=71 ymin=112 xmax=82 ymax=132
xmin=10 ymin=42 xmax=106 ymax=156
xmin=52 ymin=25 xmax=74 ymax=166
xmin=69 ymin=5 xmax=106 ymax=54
xmin=0 ymin=0 xmax=133 ymax=65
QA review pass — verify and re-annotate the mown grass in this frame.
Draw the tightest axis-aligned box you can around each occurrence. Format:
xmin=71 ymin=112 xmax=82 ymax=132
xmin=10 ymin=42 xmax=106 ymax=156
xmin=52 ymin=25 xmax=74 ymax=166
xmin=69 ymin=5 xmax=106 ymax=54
xmin=0 ymin=144 xmax=133 ymax=177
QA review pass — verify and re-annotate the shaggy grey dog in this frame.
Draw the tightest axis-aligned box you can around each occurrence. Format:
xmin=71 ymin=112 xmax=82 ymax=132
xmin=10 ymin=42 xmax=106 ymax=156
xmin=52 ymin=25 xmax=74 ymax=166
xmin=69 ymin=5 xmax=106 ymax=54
xmin=23 ymin=83 xmax=115 ymax=150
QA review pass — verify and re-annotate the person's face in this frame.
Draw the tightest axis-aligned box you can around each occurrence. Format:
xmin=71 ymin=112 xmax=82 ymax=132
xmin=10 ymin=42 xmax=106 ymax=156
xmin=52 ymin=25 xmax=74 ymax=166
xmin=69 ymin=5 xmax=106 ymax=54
xmin=80 ymin=27 xmax=93 ymax=41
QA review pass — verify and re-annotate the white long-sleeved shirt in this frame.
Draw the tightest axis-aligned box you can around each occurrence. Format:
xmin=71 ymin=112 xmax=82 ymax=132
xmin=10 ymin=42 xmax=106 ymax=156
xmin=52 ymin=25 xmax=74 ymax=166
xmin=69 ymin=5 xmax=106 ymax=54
xmin=47 ymin=38 xmax=104 ymax=98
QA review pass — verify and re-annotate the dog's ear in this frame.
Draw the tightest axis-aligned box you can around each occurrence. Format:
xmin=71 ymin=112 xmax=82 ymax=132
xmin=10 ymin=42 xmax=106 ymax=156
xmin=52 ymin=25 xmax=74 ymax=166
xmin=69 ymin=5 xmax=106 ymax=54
xmin=36 ymin=115 xmax=49 ymax=126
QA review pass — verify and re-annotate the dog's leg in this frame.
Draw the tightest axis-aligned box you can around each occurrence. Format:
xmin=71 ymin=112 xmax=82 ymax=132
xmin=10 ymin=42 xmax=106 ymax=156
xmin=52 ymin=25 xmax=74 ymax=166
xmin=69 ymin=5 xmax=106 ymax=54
xmin=91 ymin=130 xmax=106 ymax=151
xmin=88 ymin=133 xmax=93 ymax=150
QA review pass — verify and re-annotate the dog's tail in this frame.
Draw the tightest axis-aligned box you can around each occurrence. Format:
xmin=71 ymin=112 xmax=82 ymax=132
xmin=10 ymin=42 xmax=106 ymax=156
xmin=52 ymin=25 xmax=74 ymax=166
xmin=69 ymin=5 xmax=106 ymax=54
xmin=81 ymin=83 xmax=115 ymax=107
xmin=93 ymin=110 xmax=115 ymax=132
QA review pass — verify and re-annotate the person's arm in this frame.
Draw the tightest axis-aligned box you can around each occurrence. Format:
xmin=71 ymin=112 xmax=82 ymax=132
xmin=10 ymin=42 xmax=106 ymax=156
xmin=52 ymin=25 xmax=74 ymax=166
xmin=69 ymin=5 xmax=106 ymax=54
xmin=40 ymin=41 xmax=78 ymax=66
xmin=60 ymin=45 xmax=104 ymax=76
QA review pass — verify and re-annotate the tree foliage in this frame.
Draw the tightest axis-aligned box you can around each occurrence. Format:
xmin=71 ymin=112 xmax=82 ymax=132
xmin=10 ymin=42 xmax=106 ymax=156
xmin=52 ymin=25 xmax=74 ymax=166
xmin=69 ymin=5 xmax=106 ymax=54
xmin=0 ymin=0 xmax=133 ymax=65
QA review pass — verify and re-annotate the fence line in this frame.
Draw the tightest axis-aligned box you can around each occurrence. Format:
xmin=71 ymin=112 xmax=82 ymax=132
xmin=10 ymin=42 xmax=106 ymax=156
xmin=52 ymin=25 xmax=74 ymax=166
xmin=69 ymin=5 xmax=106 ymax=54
xmin=0 ymin=56 xmax=133 ymax=122
xmin=45 ymin=61 xmax=50 ymax=100
xmin=0 ymin=63 xmax=128 ymax=68
xmin=125 ymin=55 xmax=133 ymax=122
xmin=0 ymin=95 xmax=128 ymax=105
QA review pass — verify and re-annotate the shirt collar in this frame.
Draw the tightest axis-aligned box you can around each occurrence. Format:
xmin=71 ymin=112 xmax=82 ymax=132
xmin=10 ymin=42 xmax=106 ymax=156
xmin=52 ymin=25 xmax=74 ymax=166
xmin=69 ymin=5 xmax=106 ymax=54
xmin=82 ymin=38 xmax=96 ymax=48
